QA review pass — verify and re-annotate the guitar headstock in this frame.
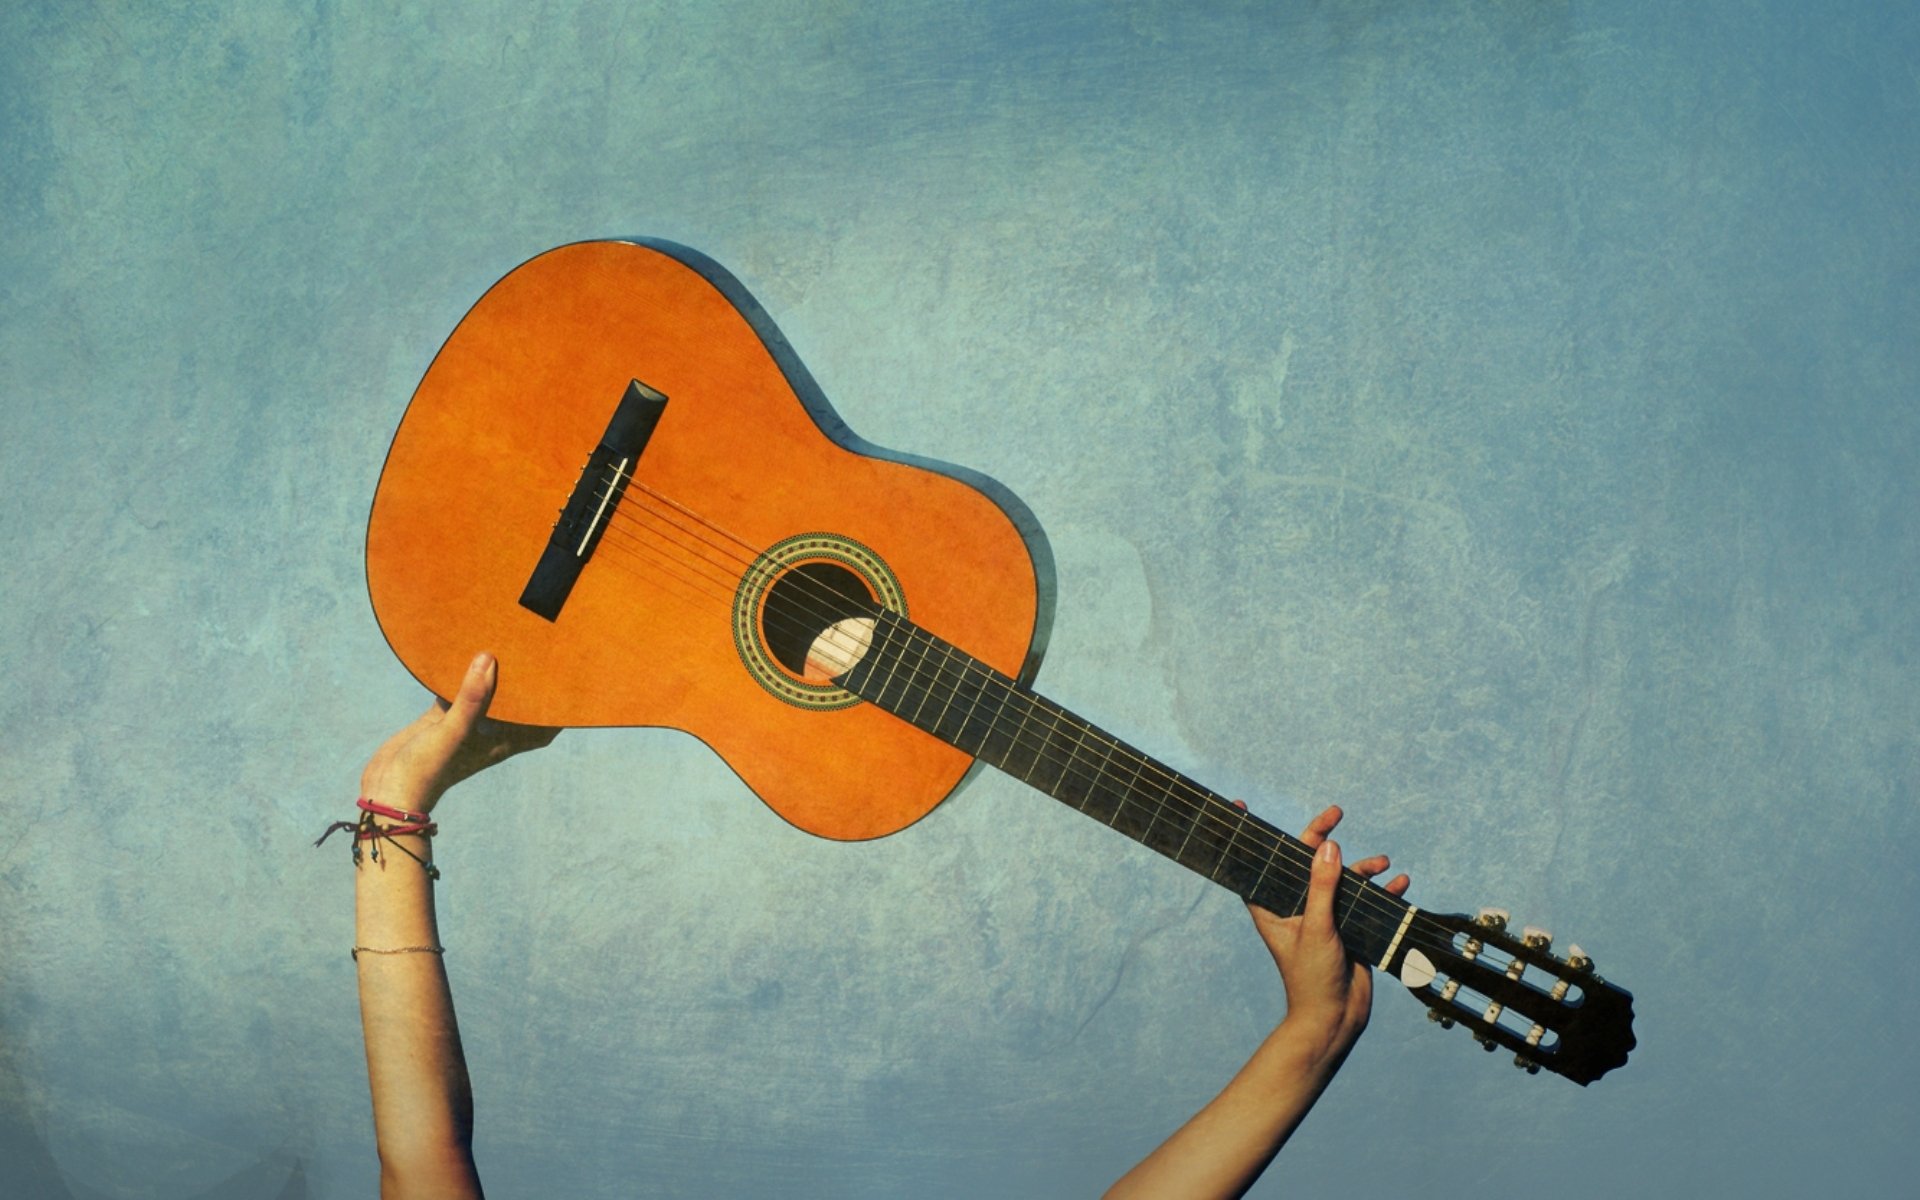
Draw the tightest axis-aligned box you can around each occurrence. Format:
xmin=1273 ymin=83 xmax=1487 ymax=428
xmin=1392 ymin=907 xmax=1636 ymax=1085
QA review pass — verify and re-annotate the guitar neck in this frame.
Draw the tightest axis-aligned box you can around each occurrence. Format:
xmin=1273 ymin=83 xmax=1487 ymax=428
xmin=837 ymin=610 xmax=1423 ymax=970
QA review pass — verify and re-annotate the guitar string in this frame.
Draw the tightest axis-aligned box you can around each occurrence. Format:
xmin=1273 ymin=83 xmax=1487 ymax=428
xmin=527 ymin=521 xmax=1584 ymax=1059
xmin=571 ymin=484 xmax=1438 ymax=952
xmin=581 ymin=471 xmax=1447 ymax=945
xmin=588 ymin=500 xmax=1511 ymax=971
xmin=559 ymin=460 xmax=1568 ymax=979
xmin=578 ymin=506 xmax=1411 ymax=941
xmin=580 ymin=477 xmax=1450 ymax=952
xmin=581 ymin=499 xmax=1367 ymax=915
xmin=570 ymin=493 xmax=1547 ymax=996
xmin=577 ymin=456 xmax=1570 ymax=1033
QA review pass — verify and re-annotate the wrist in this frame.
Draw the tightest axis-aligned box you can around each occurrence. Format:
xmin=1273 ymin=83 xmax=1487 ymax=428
xmin=1274 ymin=1009 xmax=1364 ymax=1075
xmin=316 ymin=798 xmax=441 ymax=879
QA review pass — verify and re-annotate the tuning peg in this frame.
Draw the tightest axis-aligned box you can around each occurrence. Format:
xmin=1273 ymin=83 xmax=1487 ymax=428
xmin=1475 ymin=1033 xmax=1498 ymax=1052
xmin=1522 ymin=925 xmax=1552 ymax=950
xmin=1567 ymin=944 xmax=1592 ymax=970
xmin=1476 ymin=907 xmax=1510 ymax=931
xmin=1514 ymin=1054 xmax=1541 ymax=1075
xmin=1426 ymin=1010 xmax=1456 ymax=1029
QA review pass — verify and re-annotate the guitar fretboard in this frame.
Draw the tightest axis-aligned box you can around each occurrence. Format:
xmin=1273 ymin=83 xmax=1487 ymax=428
xmin=837 ymin=609 xmax=1420 ymax=968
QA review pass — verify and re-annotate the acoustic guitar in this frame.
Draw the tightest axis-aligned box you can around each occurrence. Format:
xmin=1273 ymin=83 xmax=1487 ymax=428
xmin=366 ymin=239 xmax=1636 ymax=1084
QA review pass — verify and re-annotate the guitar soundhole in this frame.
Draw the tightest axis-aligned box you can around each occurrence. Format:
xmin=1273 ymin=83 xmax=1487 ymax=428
xmin=760 ymin=561 xmax=878 ymax=678
xmin=732 ymin=532 xmax=903 ymax=709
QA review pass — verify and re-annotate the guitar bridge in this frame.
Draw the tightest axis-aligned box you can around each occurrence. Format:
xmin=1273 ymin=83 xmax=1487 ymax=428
xmin=518 ymin=379 xmax=668 ymax=621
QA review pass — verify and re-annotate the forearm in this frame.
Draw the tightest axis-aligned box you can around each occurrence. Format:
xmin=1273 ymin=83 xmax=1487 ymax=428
xmin=354 ymin=832 xmax=482 ymax=1198
xmin=1104 ymin=1015 xmax=1355 ymax=1200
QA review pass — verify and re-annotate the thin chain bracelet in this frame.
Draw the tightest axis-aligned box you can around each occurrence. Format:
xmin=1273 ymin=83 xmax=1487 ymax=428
xmin=351 ymin=945 xmax=445 ymax=962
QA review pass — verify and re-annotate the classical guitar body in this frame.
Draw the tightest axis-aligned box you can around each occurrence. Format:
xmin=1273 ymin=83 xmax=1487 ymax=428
xmin=371 ymin=239 xmax=1636 ymax=1084
xmin=367 ymin=240 xmax=1052 ymax=841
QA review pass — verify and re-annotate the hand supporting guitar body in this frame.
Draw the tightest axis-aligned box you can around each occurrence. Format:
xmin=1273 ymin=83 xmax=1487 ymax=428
xmin=349 ymin=653 xmax=555 ymax=1200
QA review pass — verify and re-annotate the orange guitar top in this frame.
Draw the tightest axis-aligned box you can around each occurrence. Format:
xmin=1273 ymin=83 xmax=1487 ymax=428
xmin=367 ymin=239 xmax=1052 ymax=841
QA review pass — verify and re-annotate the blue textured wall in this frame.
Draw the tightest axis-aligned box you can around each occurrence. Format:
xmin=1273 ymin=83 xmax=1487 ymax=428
xmin=3 ymin=2 xmax=1915 ymax=1196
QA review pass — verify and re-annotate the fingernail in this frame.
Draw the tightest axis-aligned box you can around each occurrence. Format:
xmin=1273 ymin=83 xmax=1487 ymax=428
xmin=470 ymin=652 xmax=492 ymax=672
xmin=1318 ymin=840 xmax=1337 ymax=863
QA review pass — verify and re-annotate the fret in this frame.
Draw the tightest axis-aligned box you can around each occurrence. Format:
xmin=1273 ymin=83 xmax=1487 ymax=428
xmin=1101 ymin=739 xmax=1149 ymax=834
xmin=833 ymin=608 xmax=1412 ymax=969
xmin=921 ymin=636 xmax=962 ymax=736
xmin=1135 ymin=765 xmax=1199 ymax=862
xmin=893 ymin=669 xmax=937 ymax=730
xmin=956 ymin=665 xmax=1006 ymax=756
xmin=1248 ymin=860 xmax=1308 ymax=922
xmin=1341 ymin=889 xmax=1408 ymax=966
xmin=1213 ymin=814 xmax=1274 ymax=898
xmin=1049 ymin=710 xmax=1094 ymax=808
xmin=989 ymin=691 xmax=1041 ymax=778
xmin=836 ymin=619 xmax=882 ymax=699
xmin=976 ymin=680 xmax=1030 ymax=769
xmin=1022 ymin=700 xmax=1071 ymax=794
xmin=929 ymin=642 xmax=984 ymax=746
xmin=870 ymin=616 xmax=918 ymax=714
xmin=902 ymin=627 xmax=942 ymax=729
xmin=1076 ymin=734 xmax=1122 ymax=823
xmin=1167 ymin=795 xmax=1231 ymax=880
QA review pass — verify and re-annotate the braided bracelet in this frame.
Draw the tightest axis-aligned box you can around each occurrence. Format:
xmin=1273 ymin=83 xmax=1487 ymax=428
xmin=314 ymin=798 xmax=441 ymax=879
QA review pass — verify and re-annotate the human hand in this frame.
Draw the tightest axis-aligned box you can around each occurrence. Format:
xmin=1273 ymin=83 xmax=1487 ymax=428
xmin=359 ymin=652 xmax=561 ymax=818
xmin=1242 ymin=804 xmax=1410 ymax=1056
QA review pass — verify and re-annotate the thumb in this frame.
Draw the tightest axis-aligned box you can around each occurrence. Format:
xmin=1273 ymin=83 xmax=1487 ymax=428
xmin=439 ymin=652 xmax=498 ymax=741
xmin=1305 ymin=837 xmax=1341 ymax=934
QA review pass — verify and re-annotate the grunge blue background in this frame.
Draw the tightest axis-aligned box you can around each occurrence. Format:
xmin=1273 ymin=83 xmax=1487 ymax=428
xmin=3 ymin=2 xmax=1915 ymax=1196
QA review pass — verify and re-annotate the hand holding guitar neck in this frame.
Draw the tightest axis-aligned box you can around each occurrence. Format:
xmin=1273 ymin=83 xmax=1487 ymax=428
xmin=1107 ymin=804 xmax=1411 ymax=1199
xmin=1249 ymin=804 xmax=1411 ymax=1058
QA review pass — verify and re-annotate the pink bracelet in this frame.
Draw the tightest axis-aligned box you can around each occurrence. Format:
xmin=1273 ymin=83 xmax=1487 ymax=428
xmin=356 ymin=797 xmax=431 ymax=825
xmin=352 ymin=797 xmax=437 ymax=839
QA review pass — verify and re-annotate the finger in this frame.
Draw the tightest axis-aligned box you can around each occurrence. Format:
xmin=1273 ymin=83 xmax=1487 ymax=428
xmin=1299 ymin=805 xmax=1342 ymax=848
xmin=439 ymin=652 xmax=498 ymax=742
xmin=1347 ymin=853 xmax=1390 ymax=878
xmin=1304 ymin=837 xmax=1341 ymax=934
xmin=1384 ymin=872 xmax=1411 ymax=897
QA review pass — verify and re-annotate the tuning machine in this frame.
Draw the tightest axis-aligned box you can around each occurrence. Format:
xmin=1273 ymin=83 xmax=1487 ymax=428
xmin=1476 ymin=906 xmax=1510 ymax=931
